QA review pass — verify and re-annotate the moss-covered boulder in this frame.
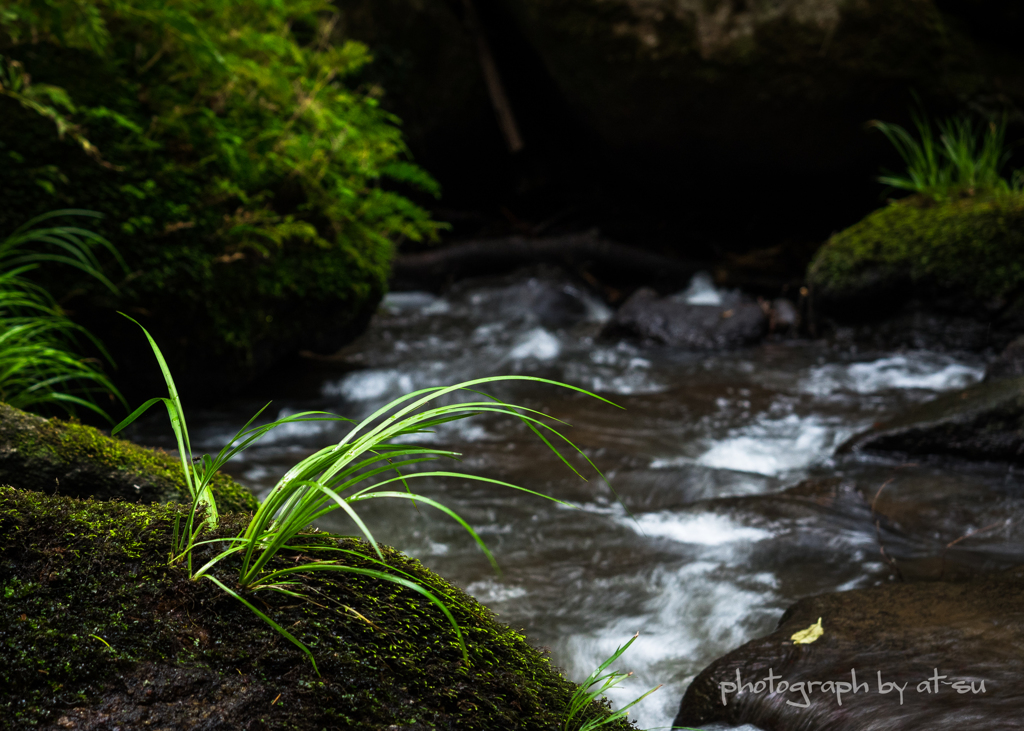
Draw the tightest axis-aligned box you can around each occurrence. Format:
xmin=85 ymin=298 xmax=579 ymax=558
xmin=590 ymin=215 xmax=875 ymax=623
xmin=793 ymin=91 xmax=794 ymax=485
xmin=806 ymin=193 xmax=1024 ymax=348
xmin=1 ymin=2 xmax=442 ymax=402
xmin=0 ymin=488 xmax=629 ymax=730
xmin=0 ymin=402 xmax=256 ymax=513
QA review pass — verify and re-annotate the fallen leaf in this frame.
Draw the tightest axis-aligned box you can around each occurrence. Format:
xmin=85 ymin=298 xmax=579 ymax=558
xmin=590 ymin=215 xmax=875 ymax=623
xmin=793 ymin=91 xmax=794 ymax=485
xmin=791 ymin=617 xmax=823 ymax=645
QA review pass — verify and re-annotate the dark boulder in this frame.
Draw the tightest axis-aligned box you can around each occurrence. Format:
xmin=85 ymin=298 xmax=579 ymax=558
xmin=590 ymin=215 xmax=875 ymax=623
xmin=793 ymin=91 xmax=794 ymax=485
xmin=605 ymin=287 xmax=767 ymax=349
xmin=986 ymin=336 xmax=1024 ymax=382
xmin=826 ymin=308 xmax=1000 ymax=353
xmin=839 ymin=375 xmax=1024 ymax=464
xmin=674 ymin=573 xmax=1024 ymax=730
xmin=340 ymin=1 xmax=1024 ymax=254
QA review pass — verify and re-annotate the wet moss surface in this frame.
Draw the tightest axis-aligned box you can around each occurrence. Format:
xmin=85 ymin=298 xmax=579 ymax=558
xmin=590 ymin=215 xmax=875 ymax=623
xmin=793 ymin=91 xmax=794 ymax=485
xmin=808 ymin=193 xmax=1024 ymax=316
xmin=0 ymin=488 xmax=629 ymax=730
xmin=0 ymin=402 xmax=256 ymax=514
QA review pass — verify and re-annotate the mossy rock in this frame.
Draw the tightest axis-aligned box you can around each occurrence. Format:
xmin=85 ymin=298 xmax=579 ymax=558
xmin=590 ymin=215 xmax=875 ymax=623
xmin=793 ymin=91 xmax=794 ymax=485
xmin=807 ymin=193 xmax=1024 ymax=319
xmin=0 ymin=402 xmax=256 ymax=513
xmin=0 ymin=43 xmax=391 ymax=404
xmin=0 ymin=488 xmax=631 ymax=730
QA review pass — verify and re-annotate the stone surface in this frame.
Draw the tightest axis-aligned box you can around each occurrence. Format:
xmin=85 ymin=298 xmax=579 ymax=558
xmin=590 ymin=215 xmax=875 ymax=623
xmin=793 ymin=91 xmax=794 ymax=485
xmin=674 ymin=573 xmax=1024 ymax=730
xmin=986 ymin=336 xmax=1024 ymax=382
xmin=605 ymin=287 xmax=767 ymax=348
xmin=838 ymin=375 xmax=1024 ymax=464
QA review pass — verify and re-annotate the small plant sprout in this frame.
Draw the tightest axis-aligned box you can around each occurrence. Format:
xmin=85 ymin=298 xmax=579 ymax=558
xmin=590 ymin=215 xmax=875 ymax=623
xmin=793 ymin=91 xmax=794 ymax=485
xmin=114 ymin=317 xmax=624 ymax=675
xmin=564 ymin=633 xmax=661 ymax=731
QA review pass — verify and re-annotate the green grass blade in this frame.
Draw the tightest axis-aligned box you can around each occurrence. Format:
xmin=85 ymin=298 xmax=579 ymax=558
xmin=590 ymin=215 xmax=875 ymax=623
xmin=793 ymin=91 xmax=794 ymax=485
xmin=112 ymin=397 xmax=167 ymax=435
xmin=345 ymin=490 xmax=500 ymax=574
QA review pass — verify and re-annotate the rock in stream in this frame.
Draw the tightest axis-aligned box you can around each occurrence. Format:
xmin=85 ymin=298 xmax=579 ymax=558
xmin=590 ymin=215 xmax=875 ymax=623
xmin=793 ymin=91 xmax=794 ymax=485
xmin=839 ymin=375 xmax=1024 ymax=465
xmin=673 ymin=571 xmax=1024 ymax=731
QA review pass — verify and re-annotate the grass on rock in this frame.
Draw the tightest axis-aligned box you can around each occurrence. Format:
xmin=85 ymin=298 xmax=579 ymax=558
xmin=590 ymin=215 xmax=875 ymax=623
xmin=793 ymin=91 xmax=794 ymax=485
xmin=0 ymin=487 xmax=633 ymax=730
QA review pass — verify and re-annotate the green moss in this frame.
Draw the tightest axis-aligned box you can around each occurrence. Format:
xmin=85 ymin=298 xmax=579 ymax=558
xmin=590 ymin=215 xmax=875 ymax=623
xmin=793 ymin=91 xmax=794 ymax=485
xmin=0 ymin=487 xmax=631 ymax=730
xmin=808 ymin=192 xmax=1024 ymax=305
xmin=0 ymin=11 xmax=436 ymax=398
xmin=0 ymin=402 xmax=257 ymax=513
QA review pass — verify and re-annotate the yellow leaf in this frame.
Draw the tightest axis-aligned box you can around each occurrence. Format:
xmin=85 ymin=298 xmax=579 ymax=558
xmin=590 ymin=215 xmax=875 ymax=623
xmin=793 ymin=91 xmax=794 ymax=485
xmin=790 ymin=617 xmax=824 ymax=645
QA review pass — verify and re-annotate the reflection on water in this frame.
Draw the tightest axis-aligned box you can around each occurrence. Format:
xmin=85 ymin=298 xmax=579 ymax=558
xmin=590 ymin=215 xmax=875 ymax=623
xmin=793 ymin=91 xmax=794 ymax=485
xmin=129 ymin=270 xmax=1005 ymax=729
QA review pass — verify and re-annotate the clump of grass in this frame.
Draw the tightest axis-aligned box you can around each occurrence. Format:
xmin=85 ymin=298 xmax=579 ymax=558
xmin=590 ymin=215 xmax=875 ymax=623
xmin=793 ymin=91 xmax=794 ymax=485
xmin=870 ymin=111 xmax=1022 ymax=199
xmin=565 ymin=633 xmax=661 ymax=731
xmin=114 ymin=315 xmax=625 ymax=676
xmin=0 ymin=209 xmax=125 ymax=420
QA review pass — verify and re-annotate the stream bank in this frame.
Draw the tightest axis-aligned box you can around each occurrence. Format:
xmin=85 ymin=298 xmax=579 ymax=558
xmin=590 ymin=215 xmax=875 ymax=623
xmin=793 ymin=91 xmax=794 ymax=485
xmin=115 ymin=266 xmax=1024 ymax=729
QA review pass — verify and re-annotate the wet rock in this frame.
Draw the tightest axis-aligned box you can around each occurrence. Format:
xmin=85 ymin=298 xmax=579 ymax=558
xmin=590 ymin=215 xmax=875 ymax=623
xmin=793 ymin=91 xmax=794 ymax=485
xmin=674 ymin=573 xmax=1024 ymax=730
xmin=454 ymin=270 xmax=592 ymax=329
xmin=828 ymin=307 xmax=999 ymax=353
xmin=705 ymin=477 xmax=1024 ymax=585
xmin=986 ymin=336 xmax=1024 ymax=381
xmin=0 ymin=402 xmax=256 ymax=512
xmin=839 ymin=375 xmax=1024 ymax=464
xmin=769 ymin=299 xmax=800 ymax=335
xmin=808 ymin=194 xmax=1024 ymax=352
xmin=605 ymin=287 xmax=767 ymax=349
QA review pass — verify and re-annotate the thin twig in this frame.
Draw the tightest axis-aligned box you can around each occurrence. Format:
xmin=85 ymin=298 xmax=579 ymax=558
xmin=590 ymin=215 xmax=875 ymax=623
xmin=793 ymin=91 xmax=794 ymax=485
xmin=869 ymin=478 xmax=903 ymax=581
xmin=939 ymin=519 xmax=1012 ymax=579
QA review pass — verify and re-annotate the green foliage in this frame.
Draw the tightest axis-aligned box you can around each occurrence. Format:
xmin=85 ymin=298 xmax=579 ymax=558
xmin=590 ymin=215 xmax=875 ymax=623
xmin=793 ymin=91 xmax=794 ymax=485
xmin=807 ymin=192 xmax=1024 ymax=303
xmin=870 ymin=112 xmax=1022 ymax=199
xmin=0 ymin=0 xmax=443 ymax=376
xmin=564 ymin=634 xmax=660 ymax=731
xmin=114 ymin=318 xmax=622 ymax=676
xmin=0 ymin=210 xmax=124 ymax=420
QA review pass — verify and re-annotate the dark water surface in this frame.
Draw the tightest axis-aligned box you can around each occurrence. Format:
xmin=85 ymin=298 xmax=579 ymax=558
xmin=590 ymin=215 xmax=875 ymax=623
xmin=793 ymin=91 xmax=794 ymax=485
xmin=129 ymin=271 xmax=1016 ymax=729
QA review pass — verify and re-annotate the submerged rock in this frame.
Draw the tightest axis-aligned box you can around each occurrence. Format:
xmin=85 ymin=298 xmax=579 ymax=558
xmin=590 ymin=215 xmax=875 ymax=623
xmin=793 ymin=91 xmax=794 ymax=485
xmin=839 ymin=375 xmax=1024 ymax=464
xmin=0 ymin=488 xmax=628 ymax=731
xmin=605 ymin=287 xmax=767 ymax=349
xmin=0 ymin=402 xmax=256 ymax=512
xmin=674 ymin=572 xmax=1024 ymax=730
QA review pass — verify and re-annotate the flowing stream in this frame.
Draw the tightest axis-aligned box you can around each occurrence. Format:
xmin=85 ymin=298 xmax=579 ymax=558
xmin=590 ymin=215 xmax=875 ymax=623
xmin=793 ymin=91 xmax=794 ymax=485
xmin=130 ymin=269 xmax=1014 ymax=729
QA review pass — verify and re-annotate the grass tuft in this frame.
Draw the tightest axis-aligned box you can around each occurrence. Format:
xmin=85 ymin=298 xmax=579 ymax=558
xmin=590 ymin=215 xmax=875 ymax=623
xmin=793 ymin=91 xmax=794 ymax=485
xmin=870 ymin=111 xmax=1021 ymax=200
xmin=114 ymin=316 xmax=625 ymax=675
xmin=0 ymin=209 xmax=125 ymax=420
xmin=564 ymin=634 xmax=660 ymax=731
